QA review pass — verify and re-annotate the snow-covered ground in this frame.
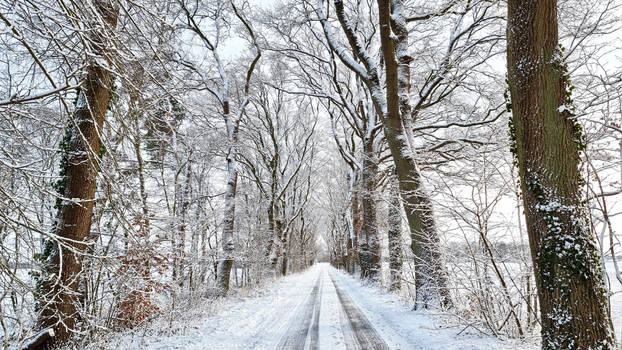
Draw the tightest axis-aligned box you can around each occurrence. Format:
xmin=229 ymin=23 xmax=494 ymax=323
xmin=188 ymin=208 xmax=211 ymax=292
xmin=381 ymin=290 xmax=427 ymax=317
xmin=606 ymin=260 xmax=622 ymax=345
xmin=326 ymin=267 xmax=537 ymax=350
xmin=93 ymin=263 xmax=540 ymax=349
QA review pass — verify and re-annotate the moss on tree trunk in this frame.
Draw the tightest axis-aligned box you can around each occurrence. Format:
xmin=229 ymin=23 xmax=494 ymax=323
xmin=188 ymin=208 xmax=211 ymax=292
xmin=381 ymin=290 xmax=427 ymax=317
xmin=506 ymin=0 xmax=615 ymax=348
xmin=37 ymin=1 xmax=118 ymax=346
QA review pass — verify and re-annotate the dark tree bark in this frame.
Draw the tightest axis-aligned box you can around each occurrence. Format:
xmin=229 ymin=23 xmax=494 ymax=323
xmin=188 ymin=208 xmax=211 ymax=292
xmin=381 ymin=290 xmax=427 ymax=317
xmin=36 ymin=0 xmax=118 ymax=346
xmin=345 ymin=233 xmax=353 ymax=273
xmin=507 ymin=0 xmax=615 ymax=348
xmin=351 ymin=183 xmax=362 ymax=273
xmin=375 ymin=0 xmax=453 ymax=309
xmin=265 ymin=194 xmax=277 ymax=267
xmin=215 ymin=99 xmax=238 ymax=296
xmin=281 ymin=223 xmax=290 ymax=276
xmin=174 ymin=160 xmax=192 ymax=287
xmin=388 ymin=170 xmax=403 ymax=291
xmin=269 ymin=206 xmax=284 ymax=271
xmin=359 ymin=135 xmax=380 ymax=279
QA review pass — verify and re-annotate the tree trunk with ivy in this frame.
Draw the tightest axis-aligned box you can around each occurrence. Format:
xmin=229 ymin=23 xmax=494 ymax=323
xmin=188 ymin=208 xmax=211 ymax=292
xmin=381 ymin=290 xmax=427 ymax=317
xmin=506 ymin=0 xmax=615 ymax=348
xmin=36 ymin=1 xmax=118 ymax=347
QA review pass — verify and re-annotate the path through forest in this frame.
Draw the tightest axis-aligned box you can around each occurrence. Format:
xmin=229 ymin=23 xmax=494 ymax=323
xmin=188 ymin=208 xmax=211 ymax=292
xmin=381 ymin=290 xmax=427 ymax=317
xmin=101 ymin=263 xmax=536 ymax=349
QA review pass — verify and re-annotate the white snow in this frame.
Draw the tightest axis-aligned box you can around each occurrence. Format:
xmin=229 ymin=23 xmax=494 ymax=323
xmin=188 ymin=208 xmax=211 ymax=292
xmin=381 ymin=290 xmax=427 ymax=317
xmin=326 ymin=266 xmax=537 ymax=350
xmin=557 ymin=104 xmax=572 ymax=113
xmin=94 ymin=263 xmax=538 ymax=349
xmin=89 ymin=267 xmax=320 ymax=350
xmin=606 ymin=261 xmax=622 ymax=341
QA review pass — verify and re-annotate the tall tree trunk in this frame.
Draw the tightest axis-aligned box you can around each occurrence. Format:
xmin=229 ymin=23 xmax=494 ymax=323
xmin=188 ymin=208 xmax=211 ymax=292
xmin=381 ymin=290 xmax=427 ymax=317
xmin=298 ymin=215 xmax=307 ymax=272
xmin=388 ymin=170 xmax=402 ymax=291
xmin=189 ymin=195 xmax=203 ymax=291
xmin=216 ymin=101 xmax=239 ymax=297
xmin=281 ymin=227 xmax=289 ymax=276
xmin=267 ymin=193 xmax=283 ymax=274
xmin=359 ymin=136 xmax=380 ymax=279
xmin=37 ymin=0 xmax=118 ymax=345
xmin=507 ymin=0 xmax=615 ymax=348
xmin=269 ymin=205 xmax=284 ymax=274
xmin=345 ymin=170 xmax=360 ymax=274
xmin=376 ymin=0 xmax=453 ymax=309
xmin=175 ymin=160 xmax=192 ymax=287
xmin=351 ymin=180 xmax=362 ymax=273
xmin=215 ymin=151 xmax=237 ymax=296
xmin=345 ymin=233 xmax=353 ymax=273
xmin=265 ymin=148 xmax=280 ymax=270
xmin=265 ymin=197 xmax=276 ymax=265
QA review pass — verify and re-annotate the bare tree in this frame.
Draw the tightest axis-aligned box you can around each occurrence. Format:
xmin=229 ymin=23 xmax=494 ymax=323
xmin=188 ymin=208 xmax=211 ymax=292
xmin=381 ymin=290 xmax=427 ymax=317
xmin=177 ymin=0 xmax=261 ymax=296
xmin=315 ymin=0 xmax=454 ymax=307
xmin=240 ymin=77 xmax=317 ymax=277
xmin=35 ymin=0 xmax=119 ymax=346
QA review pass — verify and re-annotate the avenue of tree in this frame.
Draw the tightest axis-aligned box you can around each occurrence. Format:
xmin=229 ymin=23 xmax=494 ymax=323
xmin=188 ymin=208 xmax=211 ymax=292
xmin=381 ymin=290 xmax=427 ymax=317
xmin=1 ymin=0 xmax=621 ymax=349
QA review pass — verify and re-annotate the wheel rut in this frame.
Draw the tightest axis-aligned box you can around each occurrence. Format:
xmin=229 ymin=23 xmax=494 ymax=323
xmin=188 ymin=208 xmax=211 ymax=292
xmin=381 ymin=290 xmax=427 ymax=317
xmin=329 ymin=273 xmax=390 ymax=350
xmin=276 ymin=274 xmax=322 ymax=350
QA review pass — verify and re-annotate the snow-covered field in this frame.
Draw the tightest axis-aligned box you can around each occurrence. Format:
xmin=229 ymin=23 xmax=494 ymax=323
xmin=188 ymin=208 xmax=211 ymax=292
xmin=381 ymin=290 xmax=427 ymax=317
xmin=91 ymin=263 xmax=542 ymax=349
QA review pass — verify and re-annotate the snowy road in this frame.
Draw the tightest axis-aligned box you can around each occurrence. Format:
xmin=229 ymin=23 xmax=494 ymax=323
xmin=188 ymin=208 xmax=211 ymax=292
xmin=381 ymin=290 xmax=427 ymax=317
xmin=101 ymin=263 xmax=536 ymax=350
xmin=276 ymin=266 xmax=389 ymax=350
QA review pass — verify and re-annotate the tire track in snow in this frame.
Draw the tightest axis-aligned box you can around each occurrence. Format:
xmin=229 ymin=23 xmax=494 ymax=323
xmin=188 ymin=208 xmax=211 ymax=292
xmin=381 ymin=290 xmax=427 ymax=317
xmin=276 ymin=274 xmax=322 ymax=349
xmin=307 ymin=274 xmax=321 ymax=349
xmin=329 ymin=273 xmax=389 ymax=350
xmin=243 ymin=267 xmax=322 ymax=350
